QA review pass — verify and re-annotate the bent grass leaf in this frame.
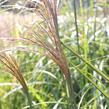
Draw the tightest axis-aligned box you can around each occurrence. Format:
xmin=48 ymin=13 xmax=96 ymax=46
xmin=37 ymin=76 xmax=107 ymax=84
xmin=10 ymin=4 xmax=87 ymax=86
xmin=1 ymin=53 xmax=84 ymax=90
xmin=53 ymin=98 xmax=63 ymax=109
xmin=61 ymin=42 xmax=109 ymax=82
xmin=72 ymin=64 xmax=109 ymax=99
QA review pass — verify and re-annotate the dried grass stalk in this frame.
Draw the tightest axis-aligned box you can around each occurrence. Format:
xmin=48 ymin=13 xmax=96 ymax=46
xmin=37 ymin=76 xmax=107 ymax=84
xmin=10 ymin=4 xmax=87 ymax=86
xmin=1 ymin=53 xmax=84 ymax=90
xmin=23 ymin=0 xmax=76 ymax=107
xmin=0 ymin=53 xmax=32 ymax=109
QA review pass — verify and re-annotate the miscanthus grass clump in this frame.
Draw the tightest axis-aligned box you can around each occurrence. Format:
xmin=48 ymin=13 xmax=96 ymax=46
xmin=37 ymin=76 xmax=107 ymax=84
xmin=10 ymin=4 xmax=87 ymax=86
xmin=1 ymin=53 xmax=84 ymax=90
xmin=0 ymin=53 xmax=33 ymax=109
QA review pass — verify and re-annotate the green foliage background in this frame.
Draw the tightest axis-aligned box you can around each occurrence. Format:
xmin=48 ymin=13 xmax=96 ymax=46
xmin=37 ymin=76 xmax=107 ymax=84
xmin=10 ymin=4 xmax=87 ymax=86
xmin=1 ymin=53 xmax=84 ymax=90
xmin=0 ymin=0 xmax=109 ymax=109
